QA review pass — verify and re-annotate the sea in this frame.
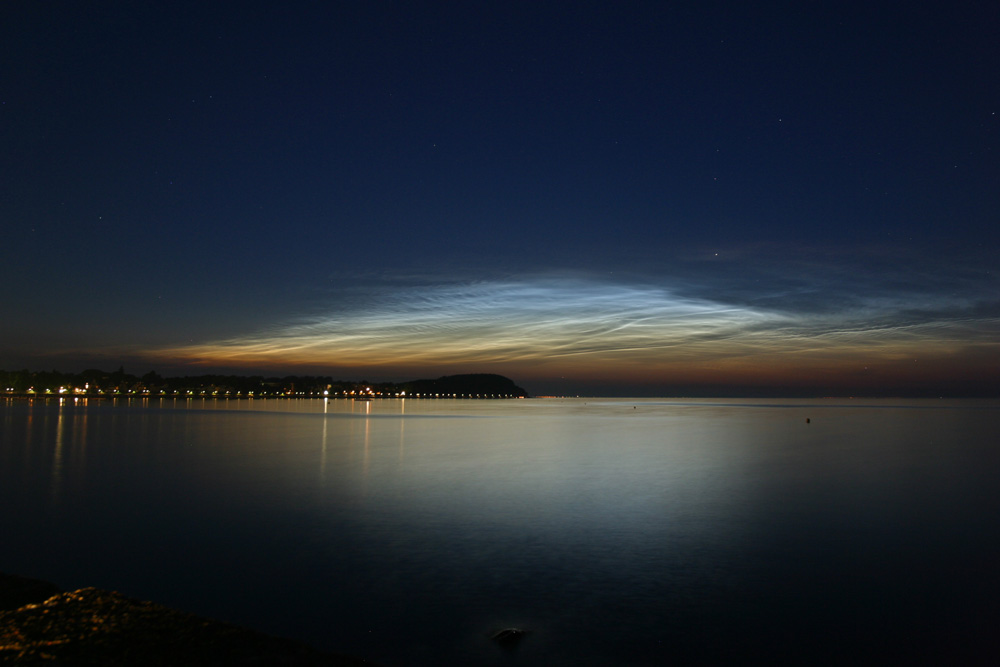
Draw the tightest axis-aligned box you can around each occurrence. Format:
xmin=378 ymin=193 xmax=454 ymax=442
xmin=2 ymin=396 xmax=999 ymax=665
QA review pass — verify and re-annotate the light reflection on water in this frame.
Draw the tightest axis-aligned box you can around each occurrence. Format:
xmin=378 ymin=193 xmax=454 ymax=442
xmin=2 ymin=397 xmax=999 ymax=665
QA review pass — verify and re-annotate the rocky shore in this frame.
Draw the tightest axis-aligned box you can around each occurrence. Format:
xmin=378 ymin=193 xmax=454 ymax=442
xmin=0 ymin=574 xmax=376 ymax=666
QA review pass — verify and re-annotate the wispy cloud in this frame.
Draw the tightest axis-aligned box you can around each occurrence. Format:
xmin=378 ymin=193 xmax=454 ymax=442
xmin=161 ymin=278 xmax=768 ymax=365
xmin=153 ymin=269 xmax=999 ymax=380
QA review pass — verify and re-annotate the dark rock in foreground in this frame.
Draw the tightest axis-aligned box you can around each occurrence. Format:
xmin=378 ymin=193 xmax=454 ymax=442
xmin=0 ymin=574 xmax=61 ymax=614
xmin=0 ymin=576 xmax=375 ymax=666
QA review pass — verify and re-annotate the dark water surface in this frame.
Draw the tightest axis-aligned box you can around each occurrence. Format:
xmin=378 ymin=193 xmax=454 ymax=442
xmin=2 ymin=397 xmax=999 ymax=665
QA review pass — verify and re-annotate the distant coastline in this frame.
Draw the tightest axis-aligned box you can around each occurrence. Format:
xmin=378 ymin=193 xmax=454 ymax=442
xmin=0 ymin=369 xmax=529 ymax=400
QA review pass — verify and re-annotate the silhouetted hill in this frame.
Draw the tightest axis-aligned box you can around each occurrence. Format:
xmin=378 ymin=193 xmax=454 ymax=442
xmin=403 ymin=374 xmax=529 ymax=397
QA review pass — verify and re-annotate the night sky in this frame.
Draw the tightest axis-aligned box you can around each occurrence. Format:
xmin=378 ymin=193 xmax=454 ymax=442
xmin=3 ymin=2 xmax=998 ymax=396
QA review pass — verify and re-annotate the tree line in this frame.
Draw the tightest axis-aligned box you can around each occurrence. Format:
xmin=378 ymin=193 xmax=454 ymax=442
xmin=1 ymin=369 xmax=528 ymax=398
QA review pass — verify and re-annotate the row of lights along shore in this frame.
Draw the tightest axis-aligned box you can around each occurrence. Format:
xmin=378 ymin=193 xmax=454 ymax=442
xmin=5 ymin=387 xmax=521 ymax=399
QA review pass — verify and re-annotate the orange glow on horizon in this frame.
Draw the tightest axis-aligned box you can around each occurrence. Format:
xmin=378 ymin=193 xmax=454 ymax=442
xmin=139 ymin=278 xmax=998 ymax=394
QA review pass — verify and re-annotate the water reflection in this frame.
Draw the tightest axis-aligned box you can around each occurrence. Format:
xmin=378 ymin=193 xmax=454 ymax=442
xmin=320 ymin=398 xmax=329 ymax=482
xmin=363 ymin=403 xmax=371 ymax=482
xmin=2 ymin=397 xmax=999 ymax=666
xmin=398 ymin=399 xmax=406 ymax=463
xmin=51 ymin=402 xmax=65 ymax=504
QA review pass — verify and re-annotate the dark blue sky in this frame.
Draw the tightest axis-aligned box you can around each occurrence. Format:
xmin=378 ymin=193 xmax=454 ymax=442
xmin=3 ymin=2 xmax=998 ymax=395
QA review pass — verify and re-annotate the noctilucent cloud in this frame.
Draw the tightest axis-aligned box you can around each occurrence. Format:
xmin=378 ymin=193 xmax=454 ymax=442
xmin=2 ymin=3 xmax=998 ymax=395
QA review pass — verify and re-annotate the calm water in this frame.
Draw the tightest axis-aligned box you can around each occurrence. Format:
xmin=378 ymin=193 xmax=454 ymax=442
xmin=2 ymin=396 xmax=999 ymax=665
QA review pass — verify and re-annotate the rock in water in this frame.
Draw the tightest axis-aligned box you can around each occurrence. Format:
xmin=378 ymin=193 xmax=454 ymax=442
xmin=491 ymin=627 xmax=529 ymax=646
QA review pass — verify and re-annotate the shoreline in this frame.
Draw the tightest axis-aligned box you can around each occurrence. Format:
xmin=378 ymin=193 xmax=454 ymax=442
xmin=1 ymin=393 xmax=524 ymax=401
xmin=0 ymin=573 xmax=378 ymax=666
